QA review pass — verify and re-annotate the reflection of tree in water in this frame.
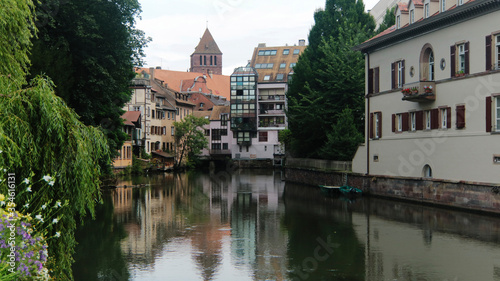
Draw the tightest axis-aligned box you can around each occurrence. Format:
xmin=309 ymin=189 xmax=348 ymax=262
xmin=283 ymin=183 xmax=365 ymax=281
xmin=73 ymin=192 xmax=130 ymax=281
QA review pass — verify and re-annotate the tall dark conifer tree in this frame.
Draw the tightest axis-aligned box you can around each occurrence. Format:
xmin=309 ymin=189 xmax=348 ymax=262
xmin=287 ymin=0 xmax=375 ymax=159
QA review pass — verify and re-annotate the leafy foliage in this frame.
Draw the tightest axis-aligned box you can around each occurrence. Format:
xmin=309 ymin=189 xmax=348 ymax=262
xmin=0 ymin=0 xmax=35 ymax=82
xmin=287 ymin=0 xmax=374 ymax=159
xmin=174 ymin=115 xmax=210 ymax=169
xmin=0 ymin=75 xmax=110 ymax=279
xmin=28 ymin=0 xmax=151 ymax=155
xmin=376 ymin=7 xmax=396 ymax=34
xmin=320 ymin=108 xmax=364 ymax=161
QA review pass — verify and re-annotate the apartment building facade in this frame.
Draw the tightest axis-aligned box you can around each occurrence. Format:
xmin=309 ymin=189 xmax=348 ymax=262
xmin=352 ymin=0 xmax=500 ymax=184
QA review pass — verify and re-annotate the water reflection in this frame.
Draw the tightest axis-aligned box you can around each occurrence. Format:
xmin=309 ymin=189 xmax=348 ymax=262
xmin=73 ymin=171 xmax=500 ymax=281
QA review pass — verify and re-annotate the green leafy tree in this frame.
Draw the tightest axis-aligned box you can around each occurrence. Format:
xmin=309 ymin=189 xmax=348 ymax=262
xmin=174 ymin=115 xmax=210 ymax=169
xmin=0 ymin=1 xmax=111 ymax=278
xmin=320 ymin=108 xmax=364 ymax=161
xmin=28 ymin=0 xmax=151 ymax=156
xmin=287 ymin=0 xmax=375 ymax=159
xmin=376 ymin=7 xmax=396 ymax=34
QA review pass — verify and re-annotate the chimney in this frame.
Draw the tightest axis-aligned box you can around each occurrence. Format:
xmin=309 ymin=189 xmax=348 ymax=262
xmin=149 ymin=67 xmax=155 ymax=79
xmin=299 ymin=39 xmax=306 ymax=46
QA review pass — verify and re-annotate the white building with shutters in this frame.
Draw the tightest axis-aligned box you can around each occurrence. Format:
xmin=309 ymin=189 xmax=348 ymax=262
xmin=352 ymin=0 xmax=500 ymax=184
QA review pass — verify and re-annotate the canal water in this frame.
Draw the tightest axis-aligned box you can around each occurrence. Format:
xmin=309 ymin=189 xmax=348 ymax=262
xmin=72 ymin=169 xmax=500 ymax=281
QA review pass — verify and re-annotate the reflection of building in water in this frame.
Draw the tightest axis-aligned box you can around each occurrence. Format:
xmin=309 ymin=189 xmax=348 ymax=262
xmin=352 ymin=199 xmax=500 ymax=281
xmin=112 ymin=174 xmax=189 ymax=265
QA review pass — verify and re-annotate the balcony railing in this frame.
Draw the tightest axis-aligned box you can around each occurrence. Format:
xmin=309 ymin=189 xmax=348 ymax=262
xmin=259 ymin=123 xmax=285 ymax=128
xmin=258 ymin=95 xmax=285 ymax=101
xmin=259 ymin=109 xmax=285 ymax=115
xmin=401 ymin=81 xmax=436 ymax=102
xmin=210 ymin=149 xmax=231 ymax=155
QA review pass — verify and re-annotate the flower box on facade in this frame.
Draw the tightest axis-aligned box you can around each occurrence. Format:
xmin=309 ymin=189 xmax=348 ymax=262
xmin=401 ymin=81 xmax=436 ymax=102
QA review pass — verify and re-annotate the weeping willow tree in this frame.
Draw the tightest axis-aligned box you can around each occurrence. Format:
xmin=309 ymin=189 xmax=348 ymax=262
xmin=0 ymin=0 xmax=111 ymax=279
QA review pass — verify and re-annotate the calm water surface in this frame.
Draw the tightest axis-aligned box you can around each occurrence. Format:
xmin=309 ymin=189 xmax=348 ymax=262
xmin=73 ymin=169 xmax=500 ymax=281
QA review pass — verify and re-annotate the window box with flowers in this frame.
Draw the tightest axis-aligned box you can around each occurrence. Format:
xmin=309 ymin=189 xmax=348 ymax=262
xmin=401 ymin=81 xmax=436 ymax=102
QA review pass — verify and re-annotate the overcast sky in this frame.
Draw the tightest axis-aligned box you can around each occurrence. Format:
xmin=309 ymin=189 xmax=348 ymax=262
xmin=137 ymin=0 xmax=379 ymax=76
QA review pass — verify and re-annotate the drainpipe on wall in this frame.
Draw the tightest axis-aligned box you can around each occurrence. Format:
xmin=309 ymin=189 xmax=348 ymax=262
xmin=366 ymin=52 xmax=370 ymax=176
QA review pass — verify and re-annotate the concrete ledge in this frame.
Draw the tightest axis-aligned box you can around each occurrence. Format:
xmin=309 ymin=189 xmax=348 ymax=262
xmin=285 ymin=167 xmax=500 ymax=214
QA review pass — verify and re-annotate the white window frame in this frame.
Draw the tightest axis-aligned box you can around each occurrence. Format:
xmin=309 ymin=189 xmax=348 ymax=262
xmin=424 ymin=3 xmax=430 ymax=18
xmin=410 ymin=9 xmax=414 ymax=24
xmin=397 ymin=61 xmax=404 ymax=88
xmin=410 ymin=112 xmax=416 ymax=131
xmin=440 ymin=108 xmax=448 ymax=129
xmin=458 ymin=0 xmax=463 ymax=5
xmin=495 ymin=34 xmax=500 ymax=70
xmin=429 ymin=51 xmax=435 ymax=81
xmin=441 ymin=0 xmax=446 ymax=12
xmin=374 ymin=113 xmax=380 ymax=138
xmin=396 ymin=15 xmax=401 ymax=29
xmin=425 ymin=110 xmax=431 ymax=130
xmin=496 ymin=97 xmax=500 ymax=131
xmin=397 ymin=114 xmax=403 ymax=132
xmin=458 ymin=43 xmax=465 ymax=73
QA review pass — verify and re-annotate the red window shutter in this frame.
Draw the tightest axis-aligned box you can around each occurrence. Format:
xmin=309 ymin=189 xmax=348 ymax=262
xmin=486 ymin=96 xmax=492 ymax=132
xmin=402 ymin=112 xmax=409 ymax=131
xmin=392 ymin=114 xmax=396 ymax=132
xmin=486 ymin=35 xmax=492 ymax=71
xmin=456 ymin=105 xmax=465 ymax=129
xmin=446 ymin=107 xmax=452 ymax=129
xmin=391 ymin=62 xmax=396 ymax=89
xmin=431 ymin=108 xmax=439 ymax=129
xmin=377 ymin=112 xmax=382 ymax=138
xmin=416 ymin=110 xmax=424 ymax=130
xmin=464 ymin=42 xmax=470 ymax=75
xmin=401 ymin=60 xmax=406 ymax=85
xmin=369 ymin=113 xmax=374 ymax=138
xmin=368 ymin=68 xmax=374 ymax=94
xmin=450 ymin=45 xmax=456 ymax=77
xmin=374 ymin=67 xmax=380 ymax=93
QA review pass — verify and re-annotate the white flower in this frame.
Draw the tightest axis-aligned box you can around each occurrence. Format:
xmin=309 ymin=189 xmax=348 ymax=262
xmin=26 ymin=187 xmax=32 ymax=192
xmin=35 ymin=214 xmax=44 ymax=223
xmin=0 ymin=201 xmax=5 ymax=207
xmin=48 ymin=180 xmax=55 ymax=186
xmin=23 ymin=178 xmax=30 ymax=185
xmin=52 ymin=218 xmax=59 ymax=224
xmin=42 ymin=175 xmax=52 ymax=182
xmin=54 ymin=201 xmax=62 ymax=208
xmin=41 ymin=204 xmax=47 ymax=210
xmin=0 ymin=149 xmax=3 ymax=153
xmin=54 ymin=232 xmax=61 ymax=238
xmin=2 ymin=169 xmax=6 ymax=173
xmin=24 ymin=203 xmax=29 ymax=208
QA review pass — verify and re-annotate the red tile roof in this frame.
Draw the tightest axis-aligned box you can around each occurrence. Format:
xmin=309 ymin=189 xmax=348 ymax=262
xmin=121 ymin=111 xmax=141 ymax=127
xmin=193 ymin=28 xmax=222 ymax=54
xmin=138 ymin=68 xmax=230 ymax=101
xmin=398 ymin=2 xmax=409 ymax=12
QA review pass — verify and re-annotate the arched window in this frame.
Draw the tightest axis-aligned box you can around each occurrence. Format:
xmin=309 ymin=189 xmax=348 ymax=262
xmin=420 ymin=44 xmax=435 ymax=81
xmin=423 ymin=164 xmax=432 ymax=178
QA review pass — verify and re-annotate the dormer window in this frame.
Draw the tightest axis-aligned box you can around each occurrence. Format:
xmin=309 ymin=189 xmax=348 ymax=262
xmin=441 ymin=0 xmax=446 ymax=12
xmin=458 ymin=0 xmax=463 ymax=5
xmin=424 ymin=3 xmax=430 ymax=18
xmin=396 ymin=15 xmax=401 ymax=29
xmin=410 ymin=9 xmax=415 ymax=24
xmin=200 ymin=103 xmax=204 ymax=108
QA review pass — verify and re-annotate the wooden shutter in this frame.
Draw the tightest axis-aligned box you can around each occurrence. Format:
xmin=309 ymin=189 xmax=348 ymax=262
xmin=464 ymin=42 xmax=470 ymax=75
xmin=402 ymin=112 xmax=409 ymax=131
xmin=369 ymin=113 xmax=374 ymax=138
xmin=368 ymin=68 xmax=374 ymax=94
xmin=416 ymin=110 xmax=424 ymax=130
xmin=486 ymin=96 xmax=492 ymax=132
xmin=391 ymin=62 xmax=396 ymax=89
xmin=374 ymin=67 xmax=380 ymax=93
xmin=392 ymin=114 xmax=396 ymax=132
xmin=446 ymin=107 xmax=452 ymax=129
xmin=456 ymin=105 xmax=466 ymax=129
xmin=401 ymin=60 xmax=406 ymax=86
xmin=450 ymin=45 xmax=456 ymax=77
xmin=431 ymin=108 xmax=439 ymax=129
xmin=377 ymin=112 xmax=382 ymax=138
xmin=486 ymin=35 xmax=492 ymax=71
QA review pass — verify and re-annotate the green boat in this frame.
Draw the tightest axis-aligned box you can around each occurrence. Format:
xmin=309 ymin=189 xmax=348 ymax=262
xmin=319 ymin=185 xmax=362 ymax=197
